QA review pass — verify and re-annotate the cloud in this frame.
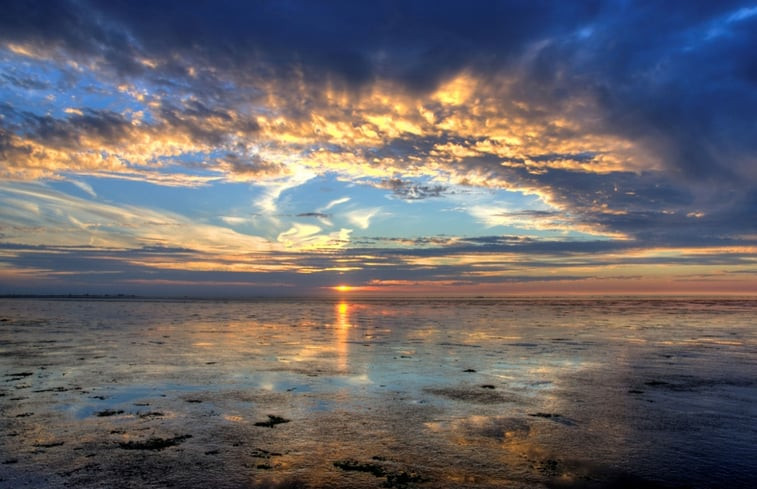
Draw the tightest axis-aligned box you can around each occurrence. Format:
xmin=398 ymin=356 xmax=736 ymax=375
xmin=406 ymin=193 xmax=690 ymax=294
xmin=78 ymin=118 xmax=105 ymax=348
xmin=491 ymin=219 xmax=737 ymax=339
xmin=323 ymin=197 xmax=351 ymax=210
xmin=68 ymin=179 xmax=97 ymax=197
xmin=0 ymin=103 xmax=254 ymax=185
xmin=345 ymin=208 xmax=381 ymax=230
xmin=218 ymin=153 xmax=288 ymax=181
xmin=3 ymin=3 xmax=754 ymax=198
xmin=220 ymin=216 xmax=247 ymax=225
xmin=1 ymin=225 xmax=755 ymax=296
xmin=381 ymin=178 xmax=448 ymax=200
xmin=2 ymin=1 xmax=757 ymax=294
xmin=276 ymin=223 xmax=351 ymax=251
xmin=0 ymin=1 xmax=600 ymax=90
xmin=2 ymin=0 xmax=755 ymax=189
xmin=1 ymin=72 xmax=52 ymax=90
xmin=0 ymin=182 xmax=273 ymax=253
xmin=252 ymin=170 xmax=317 ymax=215
xmin=466 ymin=206 xmax=606 ymax=237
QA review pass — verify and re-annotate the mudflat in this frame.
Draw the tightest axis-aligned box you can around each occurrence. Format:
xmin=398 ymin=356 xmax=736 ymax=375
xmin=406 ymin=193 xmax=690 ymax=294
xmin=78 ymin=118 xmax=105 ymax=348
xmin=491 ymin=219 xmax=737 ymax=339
xmin=1 ymin=298 xmax=756 ymax=488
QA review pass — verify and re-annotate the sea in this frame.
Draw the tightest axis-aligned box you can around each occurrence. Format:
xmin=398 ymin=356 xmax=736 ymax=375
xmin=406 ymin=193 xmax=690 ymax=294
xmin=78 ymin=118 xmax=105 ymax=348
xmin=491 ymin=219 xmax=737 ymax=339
xmin=1 ymin=297 xmax=755 ymax=488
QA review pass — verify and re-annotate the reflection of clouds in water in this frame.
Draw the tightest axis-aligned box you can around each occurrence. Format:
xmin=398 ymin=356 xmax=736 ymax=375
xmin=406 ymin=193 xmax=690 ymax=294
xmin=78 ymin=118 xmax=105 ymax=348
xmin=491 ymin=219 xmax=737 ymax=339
xmin=426 ymin=415 xmax=531 ymax=443
xmin=427 ymin=414 xmax=614 ymax=486
xmin=222 ymin=414 xmax=244 ymax=423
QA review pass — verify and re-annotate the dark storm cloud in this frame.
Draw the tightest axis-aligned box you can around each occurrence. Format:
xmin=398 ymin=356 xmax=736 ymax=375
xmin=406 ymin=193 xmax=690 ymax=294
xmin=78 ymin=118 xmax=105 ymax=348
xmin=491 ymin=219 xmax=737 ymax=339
xmin=3 ymin=0 xmax=754 ymax=179
xmin=45 ymin=0 xmax=598 ymax=90
xmin=3 ymin=5 xmax=753 ymax=125
xmin=545 ymin=0 xmax=757 ymax=183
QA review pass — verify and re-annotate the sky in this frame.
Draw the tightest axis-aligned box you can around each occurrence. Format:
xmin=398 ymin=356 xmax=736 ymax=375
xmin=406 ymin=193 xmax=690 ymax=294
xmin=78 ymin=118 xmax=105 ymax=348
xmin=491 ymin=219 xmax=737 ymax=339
xmin=1 ymin=0 xmax=756 ymax=297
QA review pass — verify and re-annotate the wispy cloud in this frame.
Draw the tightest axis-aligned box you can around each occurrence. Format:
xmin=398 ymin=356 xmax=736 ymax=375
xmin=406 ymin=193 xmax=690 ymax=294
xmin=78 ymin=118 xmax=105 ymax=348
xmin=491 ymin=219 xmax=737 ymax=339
xmin=277 ymin=224 xmax=351 ymax=251
xmin=68 ymin=179 xmax=96 ymax=197
xmin=0 ymin=182 xmax=272 ymax=253
xmin=323 ymin=197 xmax=351 ymax=211
xmin=253 ymin=170 xmax=317 ymax=215
xmin=345 ymin=208 xmax=381 ymax=230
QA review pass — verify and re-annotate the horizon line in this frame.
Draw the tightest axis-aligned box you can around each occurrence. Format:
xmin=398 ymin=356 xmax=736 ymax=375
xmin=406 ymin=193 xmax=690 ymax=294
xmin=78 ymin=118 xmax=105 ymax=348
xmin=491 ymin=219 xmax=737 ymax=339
xmin=2 ymin=293 xmax=756 ymax=301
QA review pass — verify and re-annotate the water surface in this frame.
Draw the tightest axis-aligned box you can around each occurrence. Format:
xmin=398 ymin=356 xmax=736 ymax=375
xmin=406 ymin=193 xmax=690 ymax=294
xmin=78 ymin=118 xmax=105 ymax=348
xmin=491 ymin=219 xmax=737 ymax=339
xmin=1 ymin=298 xmax=755 ymax=488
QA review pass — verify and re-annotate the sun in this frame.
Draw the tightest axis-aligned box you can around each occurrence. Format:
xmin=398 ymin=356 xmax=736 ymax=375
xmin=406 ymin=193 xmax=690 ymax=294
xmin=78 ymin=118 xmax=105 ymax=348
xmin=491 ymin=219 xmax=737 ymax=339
xmin=334 ymin=285 xmax=353 ymax=292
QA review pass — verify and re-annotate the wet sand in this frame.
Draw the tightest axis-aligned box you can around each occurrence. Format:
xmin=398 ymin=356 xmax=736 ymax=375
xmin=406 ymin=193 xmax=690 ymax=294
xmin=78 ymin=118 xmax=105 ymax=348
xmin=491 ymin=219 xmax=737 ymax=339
xmin=1 ymin=298 xmax=756 ymax=488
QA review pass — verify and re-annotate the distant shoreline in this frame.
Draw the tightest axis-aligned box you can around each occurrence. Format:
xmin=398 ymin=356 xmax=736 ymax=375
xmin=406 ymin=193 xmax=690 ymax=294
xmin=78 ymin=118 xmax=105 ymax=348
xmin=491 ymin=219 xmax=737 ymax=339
xmin=2 ymin=294 xmax=755 ymax=301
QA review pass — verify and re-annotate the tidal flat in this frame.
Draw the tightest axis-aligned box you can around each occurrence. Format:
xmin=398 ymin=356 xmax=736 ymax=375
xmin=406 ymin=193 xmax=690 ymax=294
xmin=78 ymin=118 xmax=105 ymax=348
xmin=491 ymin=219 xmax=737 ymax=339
xmin=1 ymin=297 xmax=756 ymax=488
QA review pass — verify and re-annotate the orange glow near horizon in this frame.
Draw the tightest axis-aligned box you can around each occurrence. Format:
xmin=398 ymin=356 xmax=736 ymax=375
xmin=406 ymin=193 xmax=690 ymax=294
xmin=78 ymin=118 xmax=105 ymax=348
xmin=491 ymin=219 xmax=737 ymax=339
xmin=329 ymin=276 xmax=757 ymax=297
xmin=334 ymin=285 xmax=353 ymax=292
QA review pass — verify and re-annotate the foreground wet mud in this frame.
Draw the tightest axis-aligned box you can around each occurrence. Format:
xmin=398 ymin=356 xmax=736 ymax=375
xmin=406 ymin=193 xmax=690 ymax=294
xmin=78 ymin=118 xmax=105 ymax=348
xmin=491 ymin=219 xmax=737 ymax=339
xmin=1 ymin=298 xmax=756 ymax=488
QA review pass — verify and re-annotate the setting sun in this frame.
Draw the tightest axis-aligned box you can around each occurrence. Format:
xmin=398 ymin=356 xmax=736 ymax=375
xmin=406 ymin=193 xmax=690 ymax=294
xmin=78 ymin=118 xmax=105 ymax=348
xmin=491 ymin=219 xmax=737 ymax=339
xmin=334 ymin=285 xmax=353 ymax=292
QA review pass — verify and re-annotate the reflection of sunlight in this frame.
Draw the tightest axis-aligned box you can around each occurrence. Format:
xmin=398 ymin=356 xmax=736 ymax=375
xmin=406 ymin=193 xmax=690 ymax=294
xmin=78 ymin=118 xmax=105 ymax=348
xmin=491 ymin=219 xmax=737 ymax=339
xmin=335 ymin=301 xmax=351 ymax=371
xmin=337 ymin=302 xmax=350 ymax=323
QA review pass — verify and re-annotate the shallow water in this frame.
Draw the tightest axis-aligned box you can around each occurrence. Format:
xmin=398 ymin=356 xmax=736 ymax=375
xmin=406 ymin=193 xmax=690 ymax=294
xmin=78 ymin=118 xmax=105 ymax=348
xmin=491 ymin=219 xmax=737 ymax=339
xmin=1 ymin=297 xmax=756 ymax=488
